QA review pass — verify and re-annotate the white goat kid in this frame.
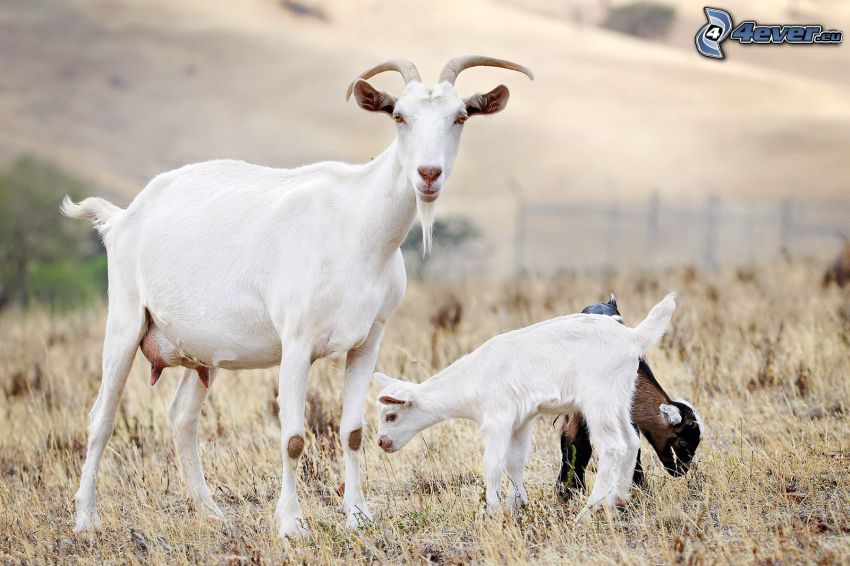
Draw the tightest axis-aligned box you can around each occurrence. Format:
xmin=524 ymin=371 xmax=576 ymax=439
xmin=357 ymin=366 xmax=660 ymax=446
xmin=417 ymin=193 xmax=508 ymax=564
xmin=375 ymin=294 xmax=678 ymax=518
xmin=61 ymin=56 xmax=532 ymax=539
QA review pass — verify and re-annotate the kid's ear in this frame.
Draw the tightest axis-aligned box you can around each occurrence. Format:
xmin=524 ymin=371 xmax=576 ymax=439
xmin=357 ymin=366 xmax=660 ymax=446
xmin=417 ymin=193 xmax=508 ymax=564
xmin=660 ymin=404 xmax=682 ymax=426
xmin=374 ymin=372 xmax=395 ymax=387
xmin=379 ymin=395 xmax=411 ymax=407
xmin=374 ymin=372 xmax=412 ymax=405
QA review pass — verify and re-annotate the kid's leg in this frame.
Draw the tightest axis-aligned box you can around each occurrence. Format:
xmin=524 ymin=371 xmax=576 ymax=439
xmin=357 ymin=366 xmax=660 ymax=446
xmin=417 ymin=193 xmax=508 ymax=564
xmin=506 ymin=421 xmax=533 ymax=513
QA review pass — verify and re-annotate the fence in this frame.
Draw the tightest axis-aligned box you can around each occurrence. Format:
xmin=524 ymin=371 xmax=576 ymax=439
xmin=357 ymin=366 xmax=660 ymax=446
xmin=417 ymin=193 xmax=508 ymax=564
xmin=513 ymin=194 xmax=850 ymax=275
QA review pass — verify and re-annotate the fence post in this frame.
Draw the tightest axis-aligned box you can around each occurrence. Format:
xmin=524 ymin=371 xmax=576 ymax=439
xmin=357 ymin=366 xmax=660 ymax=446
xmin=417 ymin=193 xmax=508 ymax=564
xmin=514 ymin=198 xmax=525 ymax=276
xmin=779 ymin=198 xmax=793 ymax=253
xmin=647 ymin=191 xmax=660 ymax=262
xmin=606 ymin=201 xmax=620 ymax=268
xmin=704 ymin=195 xmax=719 ymax=271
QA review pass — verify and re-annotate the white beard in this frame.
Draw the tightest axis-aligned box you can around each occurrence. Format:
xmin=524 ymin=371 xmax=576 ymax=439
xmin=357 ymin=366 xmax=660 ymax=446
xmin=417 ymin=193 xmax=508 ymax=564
xmin=416 ymin=197 xmax=437 ymax=256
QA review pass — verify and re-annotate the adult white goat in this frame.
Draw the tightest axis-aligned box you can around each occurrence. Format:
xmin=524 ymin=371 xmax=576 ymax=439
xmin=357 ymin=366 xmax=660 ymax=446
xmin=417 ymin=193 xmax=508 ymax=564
xmin=375 ymin=294 xmax=678 ymax=519
xmin=61 ymin=56 xmax=532 ymax=539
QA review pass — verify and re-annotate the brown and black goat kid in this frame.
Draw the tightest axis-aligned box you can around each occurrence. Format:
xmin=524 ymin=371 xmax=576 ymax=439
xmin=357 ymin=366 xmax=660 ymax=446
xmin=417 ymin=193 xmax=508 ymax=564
xmin=556 ymin=296 xmax=703 ymax=501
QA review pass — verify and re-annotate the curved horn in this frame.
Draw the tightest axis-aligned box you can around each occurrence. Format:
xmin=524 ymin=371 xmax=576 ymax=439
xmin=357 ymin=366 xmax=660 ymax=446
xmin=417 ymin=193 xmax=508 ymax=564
xmin=438 ymin=55 xmax=534 ymax=85
xmin=345 ymin=59 xmax=422 ymax=101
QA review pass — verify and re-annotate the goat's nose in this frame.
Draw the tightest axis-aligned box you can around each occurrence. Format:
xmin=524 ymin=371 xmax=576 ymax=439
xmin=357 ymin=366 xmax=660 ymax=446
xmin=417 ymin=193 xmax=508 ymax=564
xmin=417 ymin=166 xmax=442 ymax=185
xmin=377 ymin=436 xmax=393 ymax=451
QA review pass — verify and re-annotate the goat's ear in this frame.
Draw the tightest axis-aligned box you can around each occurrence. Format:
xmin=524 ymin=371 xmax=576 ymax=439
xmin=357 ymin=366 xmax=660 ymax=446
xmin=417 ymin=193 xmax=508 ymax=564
xmin=608 ymin=293 xmax=617 ymax=309
xmin=660 ymin=404 xmax=682 ymax=426
xmin=552 ymin=414 xmax=567 ymax=432
xmin=374 ymin=372 xmax=396 ymax=387
xmin=352 ymin=79 xmax=397 ymax=115
xmin=464 ymin=84 xmax=510 ymax=117
xmin=379 ymin=395 xmax=411 ymax=407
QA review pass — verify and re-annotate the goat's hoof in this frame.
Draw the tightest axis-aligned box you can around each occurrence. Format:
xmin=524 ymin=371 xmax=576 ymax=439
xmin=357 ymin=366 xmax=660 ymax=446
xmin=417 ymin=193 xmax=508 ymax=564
xmin=200 ymin=502 xmax=226 ymax=522
xmin=485 ymin=503 xmax=503 ymax=518
xmin=278 ymin=517 xmax=310 ymax=540
xmin=555 ymin=484 xmax=579 ymax=503
xmin=507 ymin=498 xmax=528 ymax=515
xmin=74 ymin=509 xmax=102 ymax=533
xmin=574 ymin=506 xmax=593 ymax=524
xmin=606 ymin=495 xmax=629 ymax=511
xmin=344 ymin=502 xmax=374 ymax=528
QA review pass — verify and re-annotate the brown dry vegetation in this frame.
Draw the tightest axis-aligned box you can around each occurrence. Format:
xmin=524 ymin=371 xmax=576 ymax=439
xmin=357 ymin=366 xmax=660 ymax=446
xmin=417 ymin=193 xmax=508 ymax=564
xmin=3 ymin=0 xmax=850 ymax=275
xmin=1 ymin=260 xmax=849 ymax=564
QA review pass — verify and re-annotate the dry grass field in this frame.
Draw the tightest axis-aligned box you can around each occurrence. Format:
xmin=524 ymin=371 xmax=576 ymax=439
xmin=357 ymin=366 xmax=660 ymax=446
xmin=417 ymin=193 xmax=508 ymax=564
xmin=1 ymin=259 xmax=849 ymax=564
xmin=3 ymin=0 xmax=850 ymax=275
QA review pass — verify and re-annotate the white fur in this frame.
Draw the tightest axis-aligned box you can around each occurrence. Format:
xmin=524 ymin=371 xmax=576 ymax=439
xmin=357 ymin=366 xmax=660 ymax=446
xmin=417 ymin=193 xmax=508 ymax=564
xmin=376 ymin=293 xmax=677 ymax=518
xmin=61 ymin=75 xmax=505 ymax=539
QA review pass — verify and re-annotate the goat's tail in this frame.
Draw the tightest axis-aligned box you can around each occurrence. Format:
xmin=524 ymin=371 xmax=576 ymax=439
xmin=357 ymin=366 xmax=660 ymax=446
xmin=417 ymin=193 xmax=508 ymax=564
xmin=60 ymin=195 xmax=124 ymax=237
xmin=630 ymin=292 xmax=677 ymax=355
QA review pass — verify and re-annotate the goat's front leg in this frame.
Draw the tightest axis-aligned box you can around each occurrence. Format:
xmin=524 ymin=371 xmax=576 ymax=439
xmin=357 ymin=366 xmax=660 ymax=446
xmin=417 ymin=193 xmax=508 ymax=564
xmin=275 ymin=342 xmax=312 ymax=539
xmin=506 ymin=421 xmax=533 ymax=514
xmin=169 ymin=367 xmax=223 ymax=520
xmin=557 ymin=413 xmax=592 ymax=501
xmin=339 ymin=321 xmax=384 ymax=528
xmin=631 ymin=422 xmax=645 ymax=488
xmin=481 ymin=419 xmax=512 ymax=516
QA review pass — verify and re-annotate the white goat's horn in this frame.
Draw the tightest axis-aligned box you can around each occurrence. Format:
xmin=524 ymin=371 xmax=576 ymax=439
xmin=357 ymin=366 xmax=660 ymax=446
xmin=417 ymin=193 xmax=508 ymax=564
xmin=438 ymin=55 xmax=534 ymax=85
xmin=345 ymin=59 xmax=422 ymax=101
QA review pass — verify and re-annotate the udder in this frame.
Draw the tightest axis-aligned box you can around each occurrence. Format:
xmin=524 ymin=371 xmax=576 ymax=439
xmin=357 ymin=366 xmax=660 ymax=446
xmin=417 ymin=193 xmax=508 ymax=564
xmin=140 ymin=324 xmax=211 ymax=388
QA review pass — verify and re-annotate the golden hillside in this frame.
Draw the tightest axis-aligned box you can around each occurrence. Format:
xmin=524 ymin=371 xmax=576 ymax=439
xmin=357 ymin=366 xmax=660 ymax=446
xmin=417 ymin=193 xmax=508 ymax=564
xmin=1 ymin=0 xmax=847 ymax=271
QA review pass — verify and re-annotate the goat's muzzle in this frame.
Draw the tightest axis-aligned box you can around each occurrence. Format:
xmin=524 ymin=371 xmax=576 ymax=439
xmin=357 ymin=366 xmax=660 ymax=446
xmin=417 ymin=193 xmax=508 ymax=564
xmin=663 ymin=456 xmax=690 ymax=477
xmin=418 ymin=165 xmax=442 ymax=185
xmin=377 ymin=436 xmax=395 ymax=453
xmin=666 ymin=464 xmax=689 ymax=477
xmin=417 ymin=188 xmax=440 ymax=203
xmin=416 ymin=166 xmax=442 ymax=201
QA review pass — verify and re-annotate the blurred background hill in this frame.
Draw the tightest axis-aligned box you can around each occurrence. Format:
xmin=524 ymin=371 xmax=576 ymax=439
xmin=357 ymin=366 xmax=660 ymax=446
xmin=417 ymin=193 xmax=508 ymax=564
xmin=0 ymin=0 xmax=848 ymax=296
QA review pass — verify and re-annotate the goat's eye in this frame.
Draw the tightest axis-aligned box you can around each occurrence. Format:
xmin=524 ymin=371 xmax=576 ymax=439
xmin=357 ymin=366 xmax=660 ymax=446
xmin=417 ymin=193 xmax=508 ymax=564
xmin=393 ymin=114 xmax=405 ymax=124
xmin=385 ymin=413 xmax=397 ymax=423
xmin=454 ymin=115 xmax=467 ymax=125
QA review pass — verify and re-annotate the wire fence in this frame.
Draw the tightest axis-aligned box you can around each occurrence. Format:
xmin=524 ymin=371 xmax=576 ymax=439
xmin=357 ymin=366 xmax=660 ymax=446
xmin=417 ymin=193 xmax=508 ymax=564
xmin=513 ymin=194 xmax=850 ymax=275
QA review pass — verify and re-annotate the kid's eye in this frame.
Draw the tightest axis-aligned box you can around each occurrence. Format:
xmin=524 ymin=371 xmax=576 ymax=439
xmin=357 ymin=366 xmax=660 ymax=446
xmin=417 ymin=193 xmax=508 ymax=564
xmin=385 ymin=413 xmax=397 ymax=423
xmin=393 ymin=114 xmax=405 ymax=124
xmin=454 ymin=114 xmax=467 ymax=125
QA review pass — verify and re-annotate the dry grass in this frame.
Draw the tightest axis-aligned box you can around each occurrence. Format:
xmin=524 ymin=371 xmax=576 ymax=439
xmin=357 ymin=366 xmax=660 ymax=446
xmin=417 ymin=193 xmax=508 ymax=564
xmin=1 ymin=260 xmax=849 ymax=564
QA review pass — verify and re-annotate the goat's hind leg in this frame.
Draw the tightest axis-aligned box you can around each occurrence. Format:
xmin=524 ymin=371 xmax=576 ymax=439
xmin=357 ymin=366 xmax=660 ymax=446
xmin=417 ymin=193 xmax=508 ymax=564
xmin=577 ymin=410 xmax=639 ymax=522
xmin=611 ymin=418 xmax=640 ymax=508
xmin=75 ymin=299 xmax=145 ymax=532
xmin=169 ymin=367 xmax=223 ymax=521
xmin=576 ymin=409 xmax=622 ymax=522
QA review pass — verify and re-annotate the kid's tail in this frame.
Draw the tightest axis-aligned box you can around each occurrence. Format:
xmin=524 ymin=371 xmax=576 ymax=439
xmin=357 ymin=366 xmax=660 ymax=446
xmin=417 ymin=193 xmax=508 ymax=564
xmin=60 ymin=195 xmax=124 ymax=237
xmin=630 ymin=292 xmax=677 ymax=355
